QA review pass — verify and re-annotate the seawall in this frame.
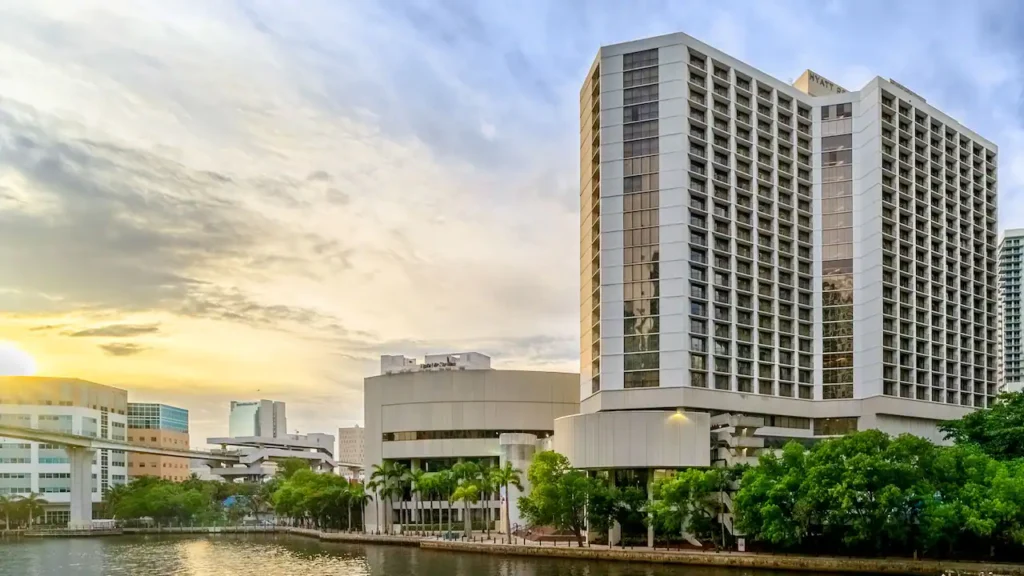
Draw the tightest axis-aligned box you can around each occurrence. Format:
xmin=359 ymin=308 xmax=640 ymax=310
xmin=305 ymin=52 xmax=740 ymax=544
xmin=418 ymin=540 xmax=1024 ymax=576
xmin=36 ymin=526 xmax=1024 ymax=575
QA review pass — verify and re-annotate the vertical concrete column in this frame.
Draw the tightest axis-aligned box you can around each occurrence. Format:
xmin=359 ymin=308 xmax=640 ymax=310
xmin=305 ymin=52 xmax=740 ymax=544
xmin=647 ymin=469 xmax=654 ymax=548
xmin=456 ymin=457 xmax=465 ymax=524
xmin=67 ymin=446 xmax=96 ymax=529
xmin=499 ymin=433 xmax=537 ymax=534
xmin=608 ymin=473 xmax=622 ymax=546
xmin=411 ymin=459 xmax=421 ymax=523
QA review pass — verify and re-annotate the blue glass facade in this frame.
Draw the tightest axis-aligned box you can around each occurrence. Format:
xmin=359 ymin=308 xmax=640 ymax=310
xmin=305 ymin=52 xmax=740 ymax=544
xmin=127 ymin=403 xmax=189 ymax=433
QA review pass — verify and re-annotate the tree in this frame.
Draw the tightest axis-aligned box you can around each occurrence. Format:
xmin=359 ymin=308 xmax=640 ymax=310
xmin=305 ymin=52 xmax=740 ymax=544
xmin=729 ymin=430 xmax=1024 ymax=559
xmin=452 ymin=484 xmax=480 ymax=538
xmin=366 ymin=478 xmax=383 ymax=534
xmin=734 ymin=441 xmax=808 ymax=548
xmin=940 ymin=391 xmax=1024 ymax=460
xmin=17 ymin=493 xmax=47 ymax=527
xmin=350 ymin=483 xmax=372 ymax=533
xmin=517 ymin=451 xmax=596 ymax=547
xmin=0 ymin=494 xmax=13 ymax=531
xmin=369 ymin=462 xmax=399 ymax=533
xmin=478 ymin=463 xmax=496 ymax=539
xmin=417 ymin=473 xmax=437 ymax=534
xmin=589 ymin=483 xmax=648 ymax=545
xmin=408 ymin=468 xmax=426 ymax=533
xmin=451 ymin=461 xmax=481 ymax=536
xmin=101 ymin=483 xmax=130 ymax=519
xmin=388 ymin=462 xmax=409 ymax=533
xmin=651 ymin=469 xmax=728 ymax=548
xmin=491 ymin=462 xmax=523 ymax=539
xmin=275 ymin=458 xmax=311 ymax=481
xmin=437 ymin=470 xmax=456 ymax=534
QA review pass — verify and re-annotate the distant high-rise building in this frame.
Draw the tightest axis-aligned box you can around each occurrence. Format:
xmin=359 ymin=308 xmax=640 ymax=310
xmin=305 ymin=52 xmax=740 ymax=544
xmin=228 ymin=399 xmax=286 ymax=438
xmin=999 ymin=229 xmax=1024 ymax=392
xmin=337 ymin=424 xmax=364 ymax=468
xmin=127 ymin=403 xmax=190 ymax=482
xmin=567 ymin=31 xmax=999 ymax=470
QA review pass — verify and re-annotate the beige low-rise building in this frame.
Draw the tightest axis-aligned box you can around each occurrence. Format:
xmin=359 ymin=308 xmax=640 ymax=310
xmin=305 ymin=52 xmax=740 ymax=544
xmin=363 ymin=353 xmax=578 ymax=534
xmin=127 ymin=403 xmax=191 ymax=482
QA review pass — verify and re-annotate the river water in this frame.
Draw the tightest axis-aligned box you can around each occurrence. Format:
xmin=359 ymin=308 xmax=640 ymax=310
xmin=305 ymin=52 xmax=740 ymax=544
xmin=0 ymin=534 xmax=815 ymax=576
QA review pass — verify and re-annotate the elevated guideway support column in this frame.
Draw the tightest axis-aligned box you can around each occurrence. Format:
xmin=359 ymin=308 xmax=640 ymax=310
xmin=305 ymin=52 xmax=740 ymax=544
xmin=68 ymin=446 xmax=96 ymax=529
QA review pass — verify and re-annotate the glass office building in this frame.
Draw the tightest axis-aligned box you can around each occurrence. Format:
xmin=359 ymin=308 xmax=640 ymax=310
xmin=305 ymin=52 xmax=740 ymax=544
xmin=127 ymin=403 xmax=189 ymax=433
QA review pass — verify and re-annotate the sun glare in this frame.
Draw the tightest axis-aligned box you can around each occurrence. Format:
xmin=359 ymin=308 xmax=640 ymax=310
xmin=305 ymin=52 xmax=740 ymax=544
xmin=0 ymin=341 xmax=37 ymax=376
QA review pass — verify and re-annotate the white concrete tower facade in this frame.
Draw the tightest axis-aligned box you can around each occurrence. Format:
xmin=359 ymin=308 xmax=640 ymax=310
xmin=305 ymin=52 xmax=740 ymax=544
xmin=999 ymin=229 xmax=1024 ymax=392
xmin=572 ymin=32 xmax=998 ymax=457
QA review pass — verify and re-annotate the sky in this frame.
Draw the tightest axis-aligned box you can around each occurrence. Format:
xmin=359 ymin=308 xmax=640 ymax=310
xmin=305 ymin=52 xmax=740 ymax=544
xmin=1 ymin=0 xmax=1023 ymax=446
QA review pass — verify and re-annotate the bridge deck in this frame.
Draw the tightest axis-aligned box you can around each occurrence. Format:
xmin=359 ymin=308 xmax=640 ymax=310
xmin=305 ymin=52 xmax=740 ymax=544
xmin=0 ymin=425 xmax=239 ymax=461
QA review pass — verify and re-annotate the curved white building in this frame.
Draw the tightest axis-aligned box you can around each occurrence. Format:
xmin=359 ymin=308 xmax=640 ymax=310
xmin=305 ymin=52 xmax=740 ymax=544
xmin=363 ymin=353 xmax=578 ymax=533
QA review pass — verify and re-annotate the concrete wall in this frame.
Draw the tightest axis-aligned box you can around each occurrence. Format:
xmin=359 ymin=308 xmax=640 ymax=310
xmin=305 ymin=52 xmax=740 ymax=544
xmin=127 ymin=429 xmax=190 ymax=481
xmin=554 ymin=410 xmax=710 ymax=469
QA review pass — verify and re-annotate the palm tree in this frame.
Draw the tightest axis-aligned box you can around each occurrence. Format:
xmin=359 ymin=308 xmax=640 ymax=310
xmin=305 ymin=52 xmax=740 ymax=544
xmin=418 ymin=473 xmax=437 ymax=535
xmin=0 ymin=494 xmax=14 ymax=532
xmin=407 ymin=468 xmax=426 ymax=534
xmin=18 ymin=493 xmax=46 ymax=528
xmin=101 ymin=483 xmax=129 ymax=519
xmin=350 ymin=483 xmax=372 ymax=533
xmin=437 ymin=470 xmax=455 ymax=534
xmin=366 ymin=478 xmax=383 ymax=534
xmin=451 ymin=461 xmax=480 ymax=537
xmin=370 ymin=462 xmax=401 ymax=534
xmin=343 ymin=484 xmax=355 ymax=532
xmin=491 ymin=462 xmax=523 ymax=540
xmin=477 ymin=463 xmax=497 ymax=539
xmin=391 ymin=459 xmax=407 ymax=532
xmin=452 ymin=484 xmax=480 ymax=538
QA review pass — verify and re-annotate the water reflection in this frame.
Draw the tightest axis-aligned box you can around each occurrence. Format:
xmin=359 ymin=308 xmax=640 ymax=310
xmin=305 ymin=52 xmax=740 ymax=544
xmin=0 ymin=535 xmax=809 ymax=576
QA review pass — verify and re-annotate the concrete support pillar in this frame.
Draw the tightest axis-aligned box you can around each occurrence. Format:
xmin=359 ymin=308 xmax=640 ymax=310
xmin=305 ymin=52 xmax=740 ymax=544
xmin=608 ymin=473 xmax=621 ymax=547
xmin=412 ymin=459 xmax=421 ymax=523
xmin=647 ymin=470 xmax=654 ymax=548
xmin=68 ymin=446 xmax=96 ymax=529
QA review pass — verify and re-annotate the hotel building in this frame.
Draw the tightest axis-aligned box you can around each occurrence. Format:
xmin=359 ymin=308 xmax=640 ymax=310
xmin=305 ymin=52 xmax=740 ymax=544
xmin=999 ymin=229 xmax=1024 ymax=392
xmin=565 ymin=31 xmax=998 ymax=469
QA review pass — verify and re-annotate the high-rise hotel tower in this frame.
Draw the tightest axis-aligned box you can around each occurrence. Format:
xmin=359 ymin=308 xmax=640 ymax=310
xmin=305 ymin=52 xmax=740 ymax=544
xmin=999 ymin=229 xmax=1024 ymax=393
xmin=565 ymin=32 xmax=998 ymax=466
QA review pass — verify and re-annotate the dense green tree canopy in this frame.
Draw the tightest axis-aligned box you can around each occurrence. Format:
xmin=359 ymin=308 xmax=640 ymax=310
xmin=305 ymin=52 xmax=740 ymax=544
xmin=518 ymin=451 xmax=600 ymax=546
xmin=940 ymin=391 xmax=1024 ymax=460
xmin=735 ymin=430 xmax=1024 ymax=558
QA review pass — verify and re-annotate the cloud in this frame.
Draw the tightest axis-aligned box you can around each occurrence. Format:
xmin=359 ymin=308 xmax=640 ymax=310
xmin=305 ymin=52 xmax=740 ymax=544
xmin=28 ymin=324 xmax=65 ymax=332
xmin=98 ymin=342 xmax=149 ymax=357
xmin=67 ymin=324 xmax=160 ymax=338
